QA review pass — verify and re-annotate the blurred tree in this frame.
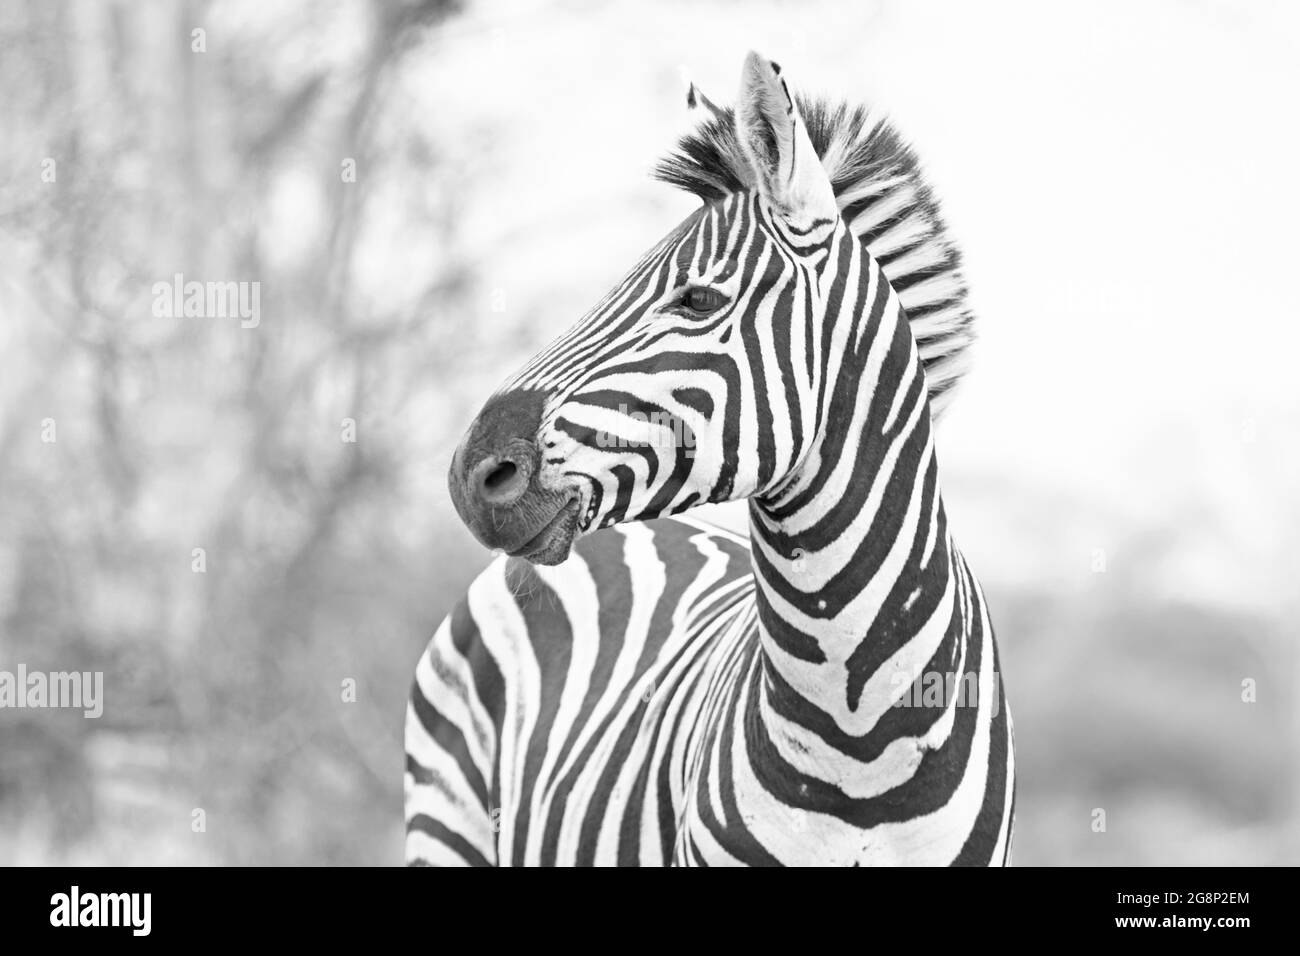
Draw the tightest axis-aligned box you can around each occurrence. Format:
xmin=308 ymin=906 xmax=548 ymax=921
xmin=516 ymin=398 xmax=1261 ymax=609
xmin=0 ymin=0 xmax=481 ymax=864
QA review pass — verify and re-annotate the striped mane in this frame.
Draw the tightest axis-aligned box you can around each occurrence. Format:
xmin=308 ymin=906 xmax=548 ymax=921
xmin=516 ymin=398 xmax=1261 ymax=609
xmin=654 ymin=95 xmax=974 ymax=417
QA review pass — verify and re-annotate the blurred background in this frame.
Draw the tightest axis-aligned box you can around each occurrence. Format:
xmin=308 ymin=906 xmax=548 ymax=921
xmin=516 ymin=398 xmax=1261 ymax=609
xmin=0 ymin=0 xmax=1295 ymax=865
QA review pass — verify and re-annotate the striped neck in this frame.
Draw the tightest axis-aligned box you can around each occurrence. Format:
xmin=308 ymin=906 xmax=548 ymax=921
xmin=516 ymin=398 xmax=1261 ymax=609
xmin=746 ymin=228 xmax=960 ymax=790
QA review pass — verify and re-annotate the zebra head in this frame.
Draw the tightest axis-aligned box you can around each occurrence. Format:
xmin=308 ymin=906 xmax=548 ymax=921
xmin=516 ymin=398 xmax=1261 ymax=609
xmin=449 ymin=52 xmax=971 ymax=565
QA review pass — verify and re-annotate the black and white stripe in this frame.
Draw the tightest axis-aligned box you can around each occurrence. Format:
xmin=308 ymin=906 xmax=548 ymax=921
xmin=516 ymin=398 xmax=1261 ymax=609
xmin=406 ymin=52 xmax=1013 ymax=866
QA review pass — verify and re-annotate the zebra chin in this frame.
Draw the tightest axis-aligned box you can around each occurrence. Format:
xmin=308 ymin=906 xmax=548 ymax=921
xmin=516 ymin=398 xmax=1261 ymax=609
xmin=448 ymin=451 xmax=586 ymax=565
xmin=447 ymin=387 xmax=588 ymax=566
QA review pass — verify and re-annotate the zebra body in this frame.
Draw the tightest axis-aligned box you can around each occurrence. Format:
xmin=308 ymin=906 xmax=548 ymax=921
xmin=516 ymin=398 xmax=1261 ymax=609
xmin=408 ymin=515 xmax=1011 ymax=866
xmin=406 ymin=53 xmax=1014 ymax=866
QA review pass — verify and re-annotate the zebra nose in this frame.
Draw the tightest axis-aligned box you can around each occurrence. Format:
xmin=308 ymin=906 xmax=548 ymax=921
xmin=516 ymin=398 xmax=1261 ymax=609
xmin=470 ymin=454 xmax=530 ymax=507
xmin=448 ymin=388 xmax=551 ymax=545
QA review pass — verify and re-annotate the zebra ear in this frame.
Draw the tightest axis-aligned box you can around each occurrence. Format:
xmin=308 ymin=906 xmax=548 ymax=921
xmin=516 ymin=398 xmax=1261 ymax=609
xmin=682 ymin=72 xmax=727 ymax=123
xmin=734 ymin=52 xmax=837 ymax=230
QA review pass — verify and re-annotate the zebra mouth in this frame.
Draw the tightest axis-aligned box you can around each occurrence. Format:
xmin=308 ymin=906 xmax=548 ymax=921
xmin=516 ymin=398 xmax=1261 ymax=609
xmin=507 ymin=497 xmax=582 ymax=565
xmin=578 ymin=484 xmax=601 ymax=534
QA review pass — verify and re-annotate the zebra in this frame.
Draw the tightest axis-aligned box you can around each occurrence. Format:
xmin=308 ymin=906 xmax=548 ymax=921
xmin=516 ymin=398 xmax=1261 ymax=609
xmin=405 ymin=51 xmax=1014 ymax=866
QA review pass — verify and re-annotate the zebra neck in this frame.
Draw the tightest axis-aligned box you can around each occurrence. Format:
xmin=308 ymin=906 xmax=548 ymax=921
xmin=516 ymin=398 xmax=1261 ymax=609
xmin=745 ymin=253 xmax=960 ymax=760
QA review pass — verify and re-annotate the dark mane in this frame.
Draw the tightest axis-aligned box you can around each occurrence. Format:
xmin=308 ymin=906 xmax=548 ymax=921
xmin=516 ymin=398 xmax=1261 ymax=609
xmin=654 ymin=94 xmax=976 ymax=417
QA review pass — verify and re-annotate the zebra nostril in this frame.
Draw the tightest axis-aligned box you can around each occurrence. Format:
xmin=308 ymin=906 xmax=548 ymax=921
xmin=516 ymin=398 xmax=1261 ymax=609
xmin=472 ymin=456 xmax=529 ymax=506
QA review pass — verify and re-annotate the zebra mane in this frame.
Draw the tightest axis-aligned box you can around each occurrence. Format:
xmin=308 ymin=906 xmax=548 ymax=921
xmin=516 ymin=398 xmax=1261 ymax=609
xmin=654 ymin=95 xmax=975 ymax=418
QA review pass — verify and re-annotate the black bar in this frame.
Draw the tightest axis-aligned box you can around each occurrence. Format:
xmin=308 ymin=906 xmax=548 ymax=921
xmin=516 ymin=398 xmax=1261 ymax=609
xmin=0 ymin=865 xmax=1283 ymax=943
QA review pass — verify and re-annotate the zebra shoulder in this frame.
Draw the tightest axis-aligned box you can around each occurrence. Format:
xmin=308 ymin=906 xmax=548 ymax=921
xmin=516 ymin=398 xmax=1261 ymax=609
xmin=410 ymin=516 xmax=751 ymax=731
xmin=440 ymin=516 xmax=750 ymax=663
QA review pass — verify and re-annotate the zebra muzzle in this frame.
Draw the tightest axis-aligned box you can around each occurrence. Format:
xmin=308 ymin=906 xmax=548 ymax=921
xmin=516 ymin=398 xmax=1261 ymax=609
xmin=448 ymin=388 xmax=582 ymax=565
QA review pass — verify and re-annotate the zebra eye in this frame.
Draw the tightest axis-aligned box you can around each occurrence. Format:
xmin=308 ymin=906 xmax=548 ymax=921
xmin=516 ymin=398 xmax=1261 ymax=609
xmin=680 ymin=287 xmax=726 ymax=315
